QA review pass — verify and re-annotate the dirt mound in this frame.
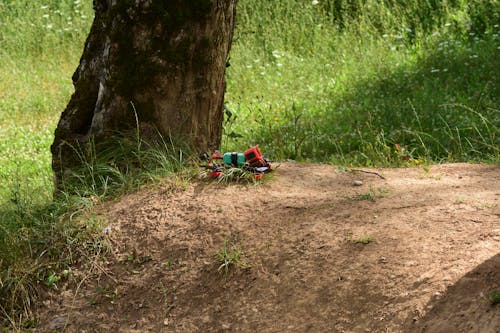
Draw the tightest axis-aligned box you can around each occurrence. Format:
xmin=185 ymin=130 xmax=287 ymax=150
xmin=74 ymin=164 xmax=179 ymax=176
xmin=411 ymin=253 xmax=499 ymax=333
xmin=37 ymin=163 xmax=500 ymax=332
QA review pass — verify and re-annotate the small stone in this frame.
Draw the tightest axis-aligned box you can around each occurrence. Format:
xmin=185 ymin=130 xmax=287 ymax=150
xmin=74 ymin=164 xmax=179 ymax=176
xmin=163 ymin=318 xmax=169 ymax=326
xmin=353 ymin=180 xmax=363 ymax=186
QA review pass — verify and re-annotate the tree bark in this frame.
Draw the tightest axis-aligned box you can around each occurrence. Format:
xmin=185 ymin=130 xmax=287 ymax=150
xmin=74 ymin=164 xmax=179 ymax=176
xmin=51 ymin=0 xmax=237 ymax=186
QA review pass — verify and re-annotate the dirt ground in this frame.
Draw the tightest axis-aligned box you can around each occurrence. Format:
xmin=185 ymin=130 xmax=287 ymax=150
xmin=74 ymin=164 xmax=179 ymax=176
xmin=37 ymin=163 xmax=500 ymax=333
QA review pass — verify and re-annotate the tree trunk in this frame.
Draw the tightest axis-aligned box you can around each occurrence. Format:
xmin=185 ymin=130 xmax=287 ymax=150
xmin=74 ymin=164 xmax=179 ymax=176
xmin=51 ymin=0 xmax=237 ymax=186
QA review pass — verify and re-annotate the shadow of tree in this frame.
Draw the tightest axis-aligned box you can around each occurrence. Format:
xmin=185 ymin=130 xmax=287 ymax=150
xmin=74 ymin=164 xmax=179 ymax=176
xmin=314 ymin=35 xmax=499 ymax=164
xmin=244 ymin=33 xmax=499 ymax=164
xmin=405 ymin=252 xmax=500 ymax=333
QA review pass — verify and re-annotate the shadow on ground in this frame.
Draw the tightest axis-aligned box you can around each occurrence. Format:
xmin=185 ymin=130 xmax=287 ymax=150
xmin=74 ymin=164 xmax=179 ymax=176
xmin=406 ymin=252 xmax=500 ymax=333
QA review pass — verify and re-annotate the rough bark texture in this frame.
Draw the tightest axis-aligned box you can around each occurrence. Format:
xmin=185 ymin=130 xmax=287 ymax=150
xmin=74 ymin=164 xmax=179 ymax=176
xmin=51 ymin=0 xmax=237 ymax=185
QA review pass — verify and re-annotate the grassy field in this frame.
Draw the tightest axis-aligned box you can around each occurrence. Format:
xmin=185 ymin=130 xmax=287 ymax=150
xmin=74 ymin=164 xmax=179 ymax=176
xmin=0 ymin=0 xmax=499 ymax=326
xmin=0 ymin=0 xmax=93 ymax=203
xmin=224 ymin=0 xmax=499 ymax=164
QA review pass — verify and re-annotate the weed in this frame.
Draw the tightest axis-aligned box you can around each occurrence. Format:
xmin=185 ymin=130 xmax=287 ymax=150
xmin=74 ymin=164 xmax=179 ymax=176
xmin=215 ymin=237 xmax=245 ymax=274
xmin=352 ymin=187 xmax=388 ymax=202
xmin=217 ymin=167 xmax=257 ymax=184
xmin=104 ymin=288 xmax=120 ymax=303
xmin=488 ymin=291 xmax=500 ymax=305
xmin=96 ymin=284 xmax=120 ymax=304
xmin=351 ymin=236 xmax=375 ymax=244
xmin=163 ymin=260 xmax=174 ymax=269
xmin=124 ymin=253 xmax=136 ymax=264
xmin=200 ymin=165 xmax=264 ymax=184
xmin=421 ymin=165 xmax=431 ymax=174
xmin=45 ymin=272 xmax=61 ymax=288
xmin=354 ymin=191 xmax=377 ymax=202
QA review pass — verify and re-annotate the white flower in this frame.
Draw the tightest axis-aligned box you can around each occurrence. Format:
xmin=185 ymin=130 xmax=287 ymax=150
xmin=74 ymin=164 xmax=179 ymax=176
xmin=312 ymin=0 xmax=319 ymax=5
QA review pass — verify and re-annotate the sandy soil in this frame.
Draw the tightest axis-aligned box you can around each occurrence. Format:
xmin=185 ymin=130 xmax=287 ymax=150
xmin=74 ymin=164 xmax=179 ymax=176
xmin=37 ymin=163 xmax=500 ymax=332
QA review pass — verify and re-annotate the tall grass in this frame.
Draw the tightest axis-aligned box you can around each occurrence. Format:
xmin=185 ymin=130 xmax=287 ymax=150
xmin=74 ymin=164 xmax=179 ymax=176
xmin=0 ymin=1 xmax=189 ymax=325
xmin=224 ymin=0 xmax=499 ymax=165
xmin=0 ymin=0 xmax=93 ymax=206
xmin=0 ymin=131 xmax=189 ymax=328
xmin=0 ymin=0 xmax=499 ymax=326
xmin=0 ymin=0 xmax=91 ymax=58
xmin=1 ymin=4 xmax=93 ymax=322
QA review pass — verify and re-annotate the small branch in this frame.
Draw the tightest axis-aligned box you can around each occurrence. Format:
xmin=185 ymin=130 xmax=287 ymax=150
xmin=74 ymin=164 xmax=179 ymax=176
xmin=349 ymin=168 xmax=386 ymax=180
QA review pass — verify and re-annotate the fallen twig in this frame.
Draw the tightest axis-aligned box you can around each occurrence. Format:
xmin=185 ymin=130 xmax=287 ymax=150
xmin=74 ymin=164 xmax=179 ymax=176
xmin=349 ymin=168 xmax=386 ymax=180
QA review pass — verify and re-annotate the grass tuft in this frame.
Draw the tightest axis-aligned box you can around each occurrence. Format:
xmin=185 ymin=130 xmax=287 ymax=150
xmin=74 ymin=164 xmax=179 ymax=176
xmin=489 ymin=291 xmax=500 ymax=305
xmin=351 ymin=236 xmax=375 ymax=244
xmin=215 ymin=237 xmax=245 ymax=274
xmin=352 ymin=187 xmax=388 ymax=202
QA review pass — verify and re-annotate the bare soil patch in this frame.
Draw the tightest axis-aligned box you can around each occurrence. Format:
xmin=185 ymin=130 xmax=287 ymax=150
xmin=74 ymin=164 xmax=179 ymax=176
xmin=37 ymin=163 xmax=500 ymax=332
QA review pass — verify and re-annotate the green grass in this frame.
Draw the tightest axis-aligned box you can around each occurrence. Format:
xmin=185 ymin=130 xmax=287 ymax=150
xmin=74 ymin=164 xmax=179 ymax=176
xmin=0 ymin=0 xmax=499 ymax=327
xmin=0 ymin=0 xmax=94 ymax=206
xmin=352 ymin=186 xmax=388 ymax=201
xmin=215 ymin=237 xmax=245 ymax=274
xmin=0 ymin=132 xmax=189 ymax=328
xmin=351 ymin=236 xmax=375 ymax=244
xmin=0 ymin=3 xmax=95 ymax=324
xmin=223 ymin=0 xmax=499 ymax=165
xmin=489 ymin=291 xmax=500 ymax=305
